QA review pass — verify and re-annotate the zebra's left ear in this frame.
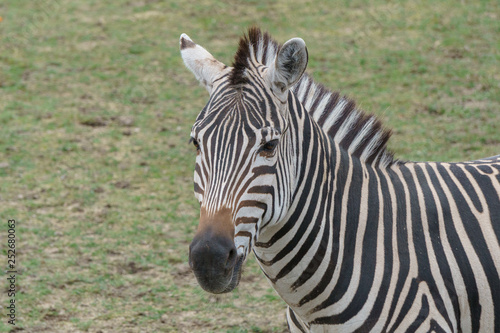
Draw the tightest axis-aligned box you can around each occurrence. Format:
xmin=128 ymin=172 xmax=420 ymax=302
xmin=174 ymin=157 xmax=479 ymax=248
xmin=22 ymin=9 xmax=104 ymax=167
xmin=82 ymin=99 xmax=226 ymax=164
xmin=268 ymin=37 xmax=308 ymax=101
xmin=180 ymin=33 xmax=227 ymax=94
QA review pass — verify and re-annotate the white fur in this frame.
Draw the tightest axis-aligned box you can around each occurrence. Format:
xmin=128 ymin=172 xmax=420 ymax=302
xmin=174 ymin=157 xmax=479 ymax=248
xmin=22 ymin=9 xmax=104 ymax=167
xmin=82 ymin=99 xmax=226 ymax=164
xmin=179 ymin=33 xmax=227 ymax=94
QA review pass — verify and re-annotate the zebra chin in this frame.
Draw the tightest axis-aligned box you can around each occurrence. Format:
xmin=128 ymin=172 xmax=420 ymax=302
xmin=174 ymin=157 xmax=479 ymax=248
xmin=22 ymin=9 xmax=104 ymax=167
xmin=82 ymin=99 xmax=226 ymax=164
xmin=193 ymin=254 xmax=244 ymax=294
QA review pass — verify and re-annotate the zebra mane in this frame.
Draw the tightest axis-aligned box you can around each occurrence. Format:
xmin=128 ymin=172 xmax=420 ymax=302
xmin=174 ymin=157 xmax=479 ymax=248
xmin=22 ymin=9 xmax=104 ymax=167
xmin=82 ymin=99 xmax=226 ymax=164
xmin=231 ymin=27 xmax=396 ymax=167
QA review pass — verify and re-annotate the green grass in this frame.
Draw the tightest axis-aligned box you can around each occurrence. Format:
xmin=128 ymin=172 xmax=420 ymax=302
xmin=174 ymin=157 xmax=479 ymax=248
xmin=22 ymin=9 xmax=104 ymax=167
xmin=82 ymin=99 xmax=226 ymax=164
xmin=0 ymin=0 xmax=499 ymax=331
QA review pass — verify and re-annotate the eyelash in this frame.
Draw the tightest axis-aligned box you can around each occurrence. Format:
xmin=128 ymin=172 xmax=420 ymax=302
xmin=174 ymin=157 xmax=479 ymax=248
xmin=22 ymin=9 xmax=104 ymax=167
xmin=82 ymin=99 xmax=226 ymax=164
xmin=190 ymin=138 xmax=278 ymax=154
xmin=190 ymin=138 xmax=200 ymax=151
xmin=260 ymin=139 xmax=279 ymax=155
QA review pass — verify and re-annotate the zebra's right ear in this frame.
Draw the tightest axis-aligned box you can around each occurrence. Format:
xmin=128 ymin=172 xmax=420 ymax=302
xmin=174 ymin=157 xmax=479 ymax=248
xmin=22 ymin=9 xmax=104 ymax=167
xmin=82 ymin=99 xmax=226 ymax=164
xmin=180 ymin=33 xmax=227 ymax=94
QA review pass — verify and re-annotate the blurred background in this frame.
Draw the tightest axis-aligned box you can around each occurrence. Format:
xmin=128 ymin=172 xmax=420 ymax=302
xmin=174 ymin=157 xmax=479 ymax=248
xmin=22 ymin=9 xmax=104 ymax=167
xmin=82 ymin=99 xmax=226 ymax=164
xmin=1 ymin=0 xmax=499 ymax=332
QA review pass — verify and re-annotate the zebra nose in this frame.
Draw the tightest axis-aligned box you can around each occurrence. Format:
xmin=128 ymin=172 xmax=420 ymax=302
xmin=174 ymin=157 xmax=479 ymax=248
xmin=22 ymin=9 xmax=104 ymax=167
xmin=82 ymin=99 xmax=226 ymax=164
xmin=188 ymin=228 xmax=238 ymax=293
xmin=189 ymin=231 xmax=237 ymax=272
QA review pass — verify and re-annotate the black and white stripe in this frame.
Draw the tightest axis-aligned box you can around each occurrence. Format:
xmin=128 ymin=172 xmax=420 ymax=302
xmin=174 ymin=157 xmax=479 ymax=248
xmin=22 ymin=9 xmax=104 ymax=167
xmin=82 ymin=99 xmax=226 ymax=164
xmin=181 ymin=28 xmax=500 ymax=332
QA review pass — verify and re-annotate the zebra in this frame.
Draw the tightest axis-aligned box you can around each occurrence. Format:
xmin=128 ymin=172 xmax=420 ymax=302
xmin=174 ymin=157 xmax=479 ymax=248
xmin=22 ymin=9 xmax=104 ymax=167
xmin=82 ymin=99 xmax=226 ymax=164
xmin=179 ymin=27 xmax=500 ymax=332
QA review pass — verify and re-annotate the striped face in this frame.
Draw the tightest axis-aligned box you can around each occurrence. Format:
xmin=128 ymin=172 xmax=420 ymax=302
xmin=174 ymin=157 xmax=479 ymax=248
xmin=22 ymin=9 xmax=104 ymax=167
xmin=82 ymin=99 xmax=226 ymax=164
xmin=180 ymin=31 xmax=307 ymax=293
xmin=188 ymin=70 xmax=288 ymax=294
xmin=191 ymin=75 xmax=284 ymax=272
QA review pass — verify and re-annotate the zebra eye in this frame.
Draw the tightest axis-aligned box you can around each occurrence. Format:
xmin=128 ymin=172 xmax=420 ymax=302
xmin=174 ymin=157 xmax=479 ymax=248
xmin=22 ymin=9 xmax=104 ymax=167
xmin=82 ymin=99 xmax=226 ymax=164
xmin=190 ymin=137 xmax=200 ymax=151
xmin=261 ymin=139 xmax=279 ymax=154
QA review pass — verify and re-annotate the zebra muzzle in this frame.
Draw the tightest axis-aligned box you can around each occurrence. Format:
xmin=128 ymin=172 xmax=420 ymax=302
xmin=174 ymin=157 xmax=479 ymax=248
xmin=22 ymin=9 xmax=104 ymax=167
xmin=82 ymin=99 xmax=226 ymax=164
xmin=189 ymin=228 xmax=243 ymax=294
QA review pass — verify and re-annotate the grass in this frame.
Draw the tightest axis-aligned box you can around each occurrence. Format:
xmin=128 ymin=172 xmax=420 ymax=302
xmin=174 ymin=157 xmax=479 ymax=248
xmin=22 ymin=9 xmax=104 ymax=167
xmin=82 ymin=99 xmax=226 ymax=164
xmin=0 ymin=0 xmax=499 ymax=332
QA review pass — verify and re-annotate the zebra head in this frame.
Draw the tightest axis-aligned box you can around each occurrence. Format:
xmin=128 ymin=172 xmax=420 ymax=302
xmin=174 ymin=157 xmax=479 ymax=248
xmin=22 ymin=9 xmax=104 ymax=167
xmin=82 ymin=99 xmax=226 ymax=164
xmin=180 ymin=29 xmax=308 ymax=294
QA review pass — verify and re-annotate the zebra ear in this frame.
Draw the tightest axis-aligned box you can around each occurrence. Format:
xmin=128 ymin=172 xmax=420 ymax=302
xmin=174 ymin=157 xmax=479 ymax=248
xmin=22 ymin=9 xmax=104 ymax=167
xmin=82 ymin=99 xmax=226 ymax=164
xmin=268 ymin=37 xmax=308 ymax=100
xmin=180 ymin=33 xmax=227 ymax=94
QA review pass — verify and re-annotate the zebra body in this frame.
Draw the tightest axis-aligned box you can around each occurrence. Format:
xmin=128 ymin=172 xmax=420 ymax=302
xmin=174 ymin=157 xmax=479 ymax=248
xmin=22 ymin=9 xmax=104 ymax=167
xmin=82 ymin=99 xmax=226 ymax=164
xmin=180 ymin=28 xmax=500 ymax=332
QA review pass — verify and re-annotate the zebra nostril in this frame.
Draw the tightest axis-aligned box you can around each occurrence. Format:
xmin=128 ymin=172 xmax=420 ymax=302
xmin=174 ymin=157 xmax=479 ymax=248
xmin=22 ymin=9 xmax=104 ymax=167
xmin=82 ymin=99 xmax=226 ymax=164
xmin=226 ymin=248 xmax=237 ymax=270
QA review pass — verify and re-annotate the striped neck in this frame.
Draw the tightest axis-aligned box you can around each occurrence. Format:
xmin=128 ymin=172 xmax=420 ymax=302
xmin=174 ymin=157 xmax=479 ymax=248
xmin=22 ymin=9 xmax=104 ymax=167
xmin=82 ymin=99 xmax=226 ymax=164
xmin=292 ymin=74 xmax=395 ymax=167
xmin=253 ymin=92 xmax=368 ymax=318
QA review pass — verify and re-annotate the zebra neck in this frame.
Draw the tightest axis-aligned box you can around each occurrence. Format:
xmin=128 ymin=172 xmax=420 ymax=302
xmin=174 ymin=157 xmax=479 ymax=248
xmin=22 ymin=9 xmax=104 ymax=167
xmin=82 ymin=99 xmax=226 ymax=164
xmin=292 ymin=73 xmax=395 ymax=168
xmin=254 ymin=122 xmax=385 ymax=322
